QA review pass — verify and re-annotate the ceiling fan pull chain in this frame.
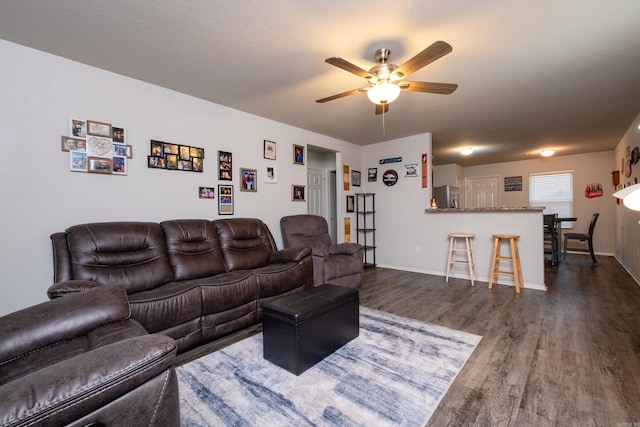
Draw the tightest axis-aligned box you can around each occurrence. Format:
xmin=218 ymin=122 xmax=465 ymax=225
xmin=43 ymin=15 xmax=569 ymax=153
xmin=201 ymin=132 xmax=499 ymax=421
xmin=382 ymin=106 xmax=386 ymax=136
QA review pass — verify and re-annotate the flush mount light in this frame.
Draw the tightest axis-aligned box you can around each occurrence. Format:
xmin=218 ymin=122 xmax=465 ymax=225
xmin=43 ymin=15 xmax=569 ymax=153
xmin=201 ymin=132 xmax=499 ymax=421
xmin=459 ymin=147 xmax=474 ymax=155
xmin=613 ymin=183 xmax=640 ymax=211
xmin=540 ymin=149 xmax=555 ymax=157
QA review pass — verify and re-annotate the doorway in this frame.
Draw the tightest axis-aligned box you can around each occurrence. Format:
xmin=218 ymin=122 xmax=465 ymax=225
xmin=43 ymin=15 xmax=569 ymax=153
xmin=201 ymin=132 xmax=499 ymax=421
xmin=307 ymin=146 xmax=338 ymax=243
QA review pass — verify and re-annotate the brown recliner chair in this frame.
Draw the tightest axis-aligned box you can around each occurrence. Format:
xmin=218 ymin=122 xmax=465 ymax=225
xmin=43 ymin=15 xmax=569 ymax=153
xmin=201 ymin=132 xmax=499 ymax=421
xmin=0 ymin=286 xmax=180 ymax=427
xmin=281 ymin=214 xmax=364 ymax=289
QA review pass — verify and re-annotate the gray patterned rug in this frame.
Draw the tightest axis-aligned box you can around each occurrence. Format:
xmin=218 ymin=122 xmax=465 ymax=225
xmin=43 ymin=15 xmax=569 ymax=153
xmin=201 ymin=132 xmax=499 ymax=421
xmin=177 ymin=306 xmax=481 ymax=427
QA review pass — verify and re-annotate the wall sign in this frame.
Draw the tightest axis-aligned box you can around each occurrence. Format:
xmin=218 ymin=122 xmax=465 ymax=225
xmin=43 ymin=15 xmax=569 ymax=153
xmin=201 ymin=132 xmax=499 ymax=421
xmin=379 ymin=157 xmax=402 ymax=164
xmin=504 ymin=176 xmax=522 ymax=192
xmin=382 ymin=169 xmax=398 ymax=186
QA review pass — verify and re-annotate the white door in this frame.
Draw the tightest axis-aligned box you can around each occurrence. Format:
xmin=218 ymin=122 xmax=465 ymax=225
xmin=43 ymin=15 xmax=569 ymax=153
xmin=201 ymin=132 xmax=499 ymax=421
xmin=307 ymin=168 xmax=324 ymax=216
xmin=466 ymin=176 xmax=500 ymax=208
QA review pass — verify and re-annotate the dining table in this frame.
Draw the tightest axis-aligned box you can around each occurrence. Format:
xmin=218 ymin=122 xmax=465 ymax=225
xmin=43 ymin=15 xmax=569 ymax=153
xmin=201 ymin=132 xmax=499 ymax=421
xmin=554 ymin=217 xmax=577 ymax=263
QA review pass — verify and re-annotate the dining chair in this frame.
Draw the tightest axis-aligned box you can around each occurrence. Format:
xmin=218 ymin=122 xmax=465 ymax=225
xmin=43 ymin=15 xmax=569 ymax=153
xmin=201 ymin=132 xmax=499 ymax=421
xmin=543 ymin=213 xmax=559 ymax=265
xmin=563 ymin=212 xmax=599 ymax=264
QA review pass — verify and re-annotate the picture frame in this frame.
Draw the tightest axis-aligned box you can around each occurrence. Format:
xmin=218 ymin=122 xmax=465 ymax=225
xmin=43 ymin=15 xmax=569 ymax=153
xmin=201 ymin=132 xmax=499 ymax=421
xmin=192 ymin=157 xmax=203 ymax=172
xmin=112 ymin=143 xmax=129 ymax=157
xmin=70 ymin=119 xmax=87 ymax=138
xmin=352 ymin=170 xmax=361 ymax=186
xmin=343 ymin=165 xmax=350 ymax=190
xmin=293 ymin=144 xmax=305 ymax=165
xmin=69 ymin=150 xmax=87 ymax=172
xmin=264 ymin=164 xmax=278 ymax=183
xmin=405 ymin=164 xmax=418 ymax=177
xmin=199 ymin=187 xmax=215 ymax=199
xmin=86 ymin=120 xmax=112 ymax=138
xmin=218 ymin=184 xmax=234 ymax=215
xmin=112 ymin=156 xmax=127 ymax=175
xmin=368 ymin=167 xmax=378 ymax=182
xmin=218 ymin=151 xmax=232 ymax=180
xmin=86 ymin=136 xmax=113 ymax=158
xmin=163 ymin=143 xmax=179 ymax=155
xmin=264 ymin=140 xmax=276 ymax=160
xmin=61 ymin=136 xmax=87 ymax=152
xmin=190 ymin=147 xmax=204 ymax=158
xmin=148 ymin=155 xmax=165 ymax=168
xmin=178 ymin=159 xmax=193 ymax=171
xmin=112 ymin=126 xmax=125 ymax=143
xmin=150 ymin=140 xmax=164 ymax=157
xmin=88 ymin=157 xmax=112 ymax=174
xmin=292 ymin=185 xmax=306 ymax=201
xmin=346 ymin=195 xmax=355 ymax=212
xmin=179 ymin=145 xmax=191 ymax=161
xmin=166 ymin=154 xmax=178 ymax=169
xmin=240 ymin=168 xmax=257 ymax=192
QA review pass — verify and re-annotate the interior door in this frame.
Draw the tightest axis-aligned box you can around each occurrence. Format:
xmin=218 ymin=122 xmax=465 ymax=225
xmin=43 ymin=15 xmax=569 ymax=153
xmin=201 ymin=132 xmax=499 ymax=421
xmin=307 ymin=168 xmax=324 ymax=216
xmin=465 ymin=176 xmax=499 ymax=208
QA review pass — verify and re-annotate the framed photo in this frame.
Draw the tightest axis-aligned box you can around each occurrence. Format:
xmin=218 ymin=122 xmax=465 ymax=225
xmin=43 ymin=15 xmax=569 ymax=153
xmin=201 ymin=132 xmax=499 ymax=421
xmin=368 ymin=167 xmax=378 ymax=182
xmin=190 ymin=147 xmax=204 ymax=158
xmin=219 ymin=151 xmax=232 ymax=180
xmin=86 ymin=136 xmax=113 ymax=158
xmin=166 ymin=154 xmax=178 ymax=169
xmin=112 ymin=126 xmax=125 ymax=143
xmin=240 ymin=168 xmax=257 ymax=192
xmin=178 ymin=160 xmax=193 ymax=171
xmin=293 ymin=144 xmax=305 ymax=165
xmin=346 ymin=195 xmax=355 ymax=212
xmin=61 ymin=136 xmax=87 ymax=152
xmin=150 ymin=140 xmax=164 ymax=157
xmin=88 ymin=157 xmax=112 ymax=174
xmin=112 ymin=143 xmax=129 ymax=157
xmin=69 ymin=150 xmax=87 ymax=172
xmin=87 ymin=120 xmax=112 ymax=138
xmin=264 ymin=164 xmax=277 ymax=183
xmin=292 ymin=185 xmax=306 ymax=201
xmin=70 ymin=119 xmax=87 ymax=138
xmin=179 ymin=145 xmax=191 ymax=161
xmin=343 ymin=165 xmax=350 ymax=190
xmin=352 ymin=170 xmax=361 ymax=187
xmin=163 ymin=143 xmax=179 ymax=155
xmin=218 ymin=184 xmax=234 ymax=215
xmin=405 ymin=164 xmax=418 ymax=177
xmin=112 ymin=156 xmax=127 ymax=175
xmin=192 ymin=157 xmax=203 ymax=172
xmin=148 ymin=156 xmax=165 ymax=168
xmin=264 ymin=140 xmax=276 ymax=160
xmin=199 ymin=187 xmax=215 ymax=199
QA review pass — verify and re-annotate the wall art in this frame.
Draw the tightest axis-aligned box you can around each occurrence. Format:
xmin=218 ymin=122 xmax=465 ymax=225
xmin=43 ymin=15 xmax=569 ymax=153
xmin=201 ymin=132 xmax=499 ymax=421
xmin=264 ymin=164 xmax=277 ymax=183
xmin=405 ymin=164 xmax=418 ymax=177
xmin=292 ymin=185 xmax=306 ymax=201
xmin=218 ymin=151 xmax=232 ymax=180
xmin=199 ymin=187 xmax=215 ymax=199
xmin=147 ymin=139 xmax=204 ymax=173
xmin=352 ymin=170 xmax=361 ymax=186
xmin=218 ymin=184 xmax=234 ymax=215
xmin=382 ymin=169 xmax=398 ymax=186
xmin=346 ymin=195 xmax=355 ymax=212
xmin=240 ymin=168 xmax=257 ymax=192
xmin=343 ymin=165 xmax=350 ymax=190
xmin=264 ymin=140 xmax=276 ymax=160
xmin=368 ymin=168 xmax=377 ymax=182
xmin=293 ymin=144 xmax=305 ymax=165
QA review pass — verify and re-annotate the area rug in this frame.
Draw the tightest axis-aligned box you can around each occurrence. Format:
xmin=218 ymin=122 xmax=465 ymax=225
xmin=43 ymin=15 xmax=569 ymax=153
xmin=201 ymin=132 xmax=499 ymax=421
xmin=177 ymin=306 xmax=482 ymax=427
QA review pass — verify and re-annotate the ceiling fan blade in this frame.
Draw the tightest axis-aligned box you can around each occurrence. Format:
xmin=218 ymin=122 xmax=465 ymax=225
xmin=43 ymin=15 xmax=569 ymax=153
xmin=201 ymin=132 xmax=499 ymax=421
xmin=316 ymin=87 xmax=368 ymax=103
xmin=399 ymin=81 xmax=458 ymax=95
xmin=325 ymin=57 xmax=373 ymax=79
xmin=396 ymin=41 xmax=453 ymax=78
xmin=375 ymin=103 xmax=389 ymax=115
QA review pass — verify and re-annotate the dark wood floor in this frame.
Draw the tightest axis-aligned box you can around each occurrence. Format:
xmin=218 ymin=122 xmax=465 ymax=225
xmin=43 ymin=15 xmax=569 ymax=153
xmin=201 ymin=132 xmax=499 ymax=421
xmin=360 ymin=254 xmax=640 ymax=426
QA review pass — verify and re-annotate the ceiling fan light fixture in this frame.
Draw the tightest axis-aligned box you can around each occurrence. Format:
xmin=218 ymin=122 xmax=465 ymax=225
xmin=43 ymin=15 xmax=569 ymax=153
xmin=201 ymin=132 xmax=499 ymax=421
xmin=460 ymin=147 xmax=474 ymax=155
xmin=613 ymin=183 xmax=640 ymax=211
xmin=540 ymin=148 xmax=555 ymax=157
xmin=367 ymin=81 xmax=401 ymax=105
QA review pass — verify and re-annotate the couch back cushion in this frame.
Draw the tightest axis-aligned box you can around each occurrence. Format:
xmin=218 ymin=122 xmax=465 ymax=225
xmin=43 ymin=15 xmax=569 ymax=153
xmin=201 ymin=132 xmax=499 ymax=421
xmin=65 ymin=222 xmax=174 ymax=293
xmin=214 ymin=218 xmax=276 ymax=271
xmin=280 ymin=214 xmax=332 ymax=257
xmin=161 ymin=219 xmax=227 ymax=280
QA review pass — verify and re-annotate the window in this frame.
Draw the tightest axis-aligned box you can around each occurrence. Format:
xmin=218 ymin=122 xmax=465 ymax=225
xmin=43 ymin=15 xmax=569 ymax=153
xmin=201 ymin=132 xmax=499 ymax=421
xmin=529 ymin=171 xmax=573 ymax=228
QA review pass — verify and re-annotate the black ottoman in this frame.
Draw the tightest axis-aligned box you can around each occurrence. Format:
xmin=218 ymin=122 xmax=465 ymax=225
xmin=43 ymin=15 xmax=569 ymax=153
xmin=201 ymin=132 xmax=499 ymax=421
xmin=262 ymin=284 xmax=359 ymax=375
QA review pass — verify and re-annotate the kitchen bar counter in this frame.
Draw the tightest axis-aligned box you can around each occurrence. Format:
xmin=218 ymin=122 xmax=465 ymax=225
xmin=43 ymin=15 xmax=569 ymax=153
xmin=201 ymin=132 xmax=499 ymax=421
xmin=424 ymin=207 xmax=545 ymax=290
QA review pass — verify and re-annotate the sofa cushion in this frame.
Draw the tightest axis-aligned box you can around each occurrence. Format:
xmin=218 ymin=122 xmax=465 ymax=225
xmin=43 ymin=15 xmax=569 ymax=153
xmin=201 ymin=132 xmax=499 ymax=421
xmin=214 ymin=218 xmax=276 ymax=271
xmin=161 ymin=219 xmax=227 ymax=280
xmin=65 ymin=222 xmax=174 ymax=293
xmin=286 ymin=234 xmax=331 ymax=257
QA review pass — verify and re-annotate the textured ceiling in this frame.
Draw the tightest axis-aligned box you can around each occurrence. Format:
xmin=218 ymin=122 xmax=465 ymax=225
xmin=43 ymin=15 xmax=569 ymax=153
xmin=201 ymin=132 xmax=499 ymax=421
xmin=1 ymin=1 xmax=639 ymax=166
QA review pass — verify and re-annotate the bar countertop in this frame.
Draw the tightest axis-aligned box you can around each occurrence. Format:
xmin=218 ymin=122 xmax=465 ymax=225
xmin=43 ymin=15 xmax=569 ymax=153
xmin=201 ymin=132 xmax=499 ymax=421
xmin=424 ymin=207 xmax=544 ymax=213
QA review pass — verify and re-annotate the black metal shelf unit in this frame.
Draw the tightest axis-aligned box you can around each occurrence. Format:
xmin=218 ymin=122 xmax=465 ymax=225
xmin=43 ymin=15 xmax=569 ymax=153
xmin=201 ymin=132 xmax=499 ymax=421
xmin=355 ymin=193 xmax=376 ymax=268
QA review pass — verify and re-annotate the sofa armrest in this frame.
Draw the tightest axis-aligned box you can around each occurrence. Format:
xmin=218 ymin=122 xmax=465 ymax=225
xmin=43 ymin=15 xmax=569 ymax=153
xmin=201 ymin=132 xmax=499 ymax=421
xmin=0 ymin=286 xmax=130 ymax=364
xmin=47 ymin=279 xmax=101 ymax=299
xmin=329 ymin=242 xmax=363 ymax=256
xmin=270 ymin=247 xmax=312 ymax=263
xmin=0 ymin=334 xmax=176 ymax=427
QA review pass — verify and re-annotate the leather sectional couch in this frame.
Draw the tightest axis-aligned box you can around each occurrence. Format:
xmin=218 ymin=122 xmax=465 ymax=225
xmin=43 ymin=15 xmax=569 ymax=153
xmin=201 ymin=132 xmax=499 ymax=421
xmin=48 ymin=218 xmax=314 ymax=353
xmin=0 ymin=286 xmax=179 ymax=427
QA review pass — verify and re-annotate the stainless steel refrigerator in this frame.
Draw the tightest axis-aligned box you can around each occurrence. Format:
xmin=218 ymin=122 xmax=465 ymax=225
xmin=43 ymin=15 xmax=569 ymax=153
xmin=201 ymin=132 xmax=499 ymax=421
xmin=433 ymin=185 xmax=460 ymax=208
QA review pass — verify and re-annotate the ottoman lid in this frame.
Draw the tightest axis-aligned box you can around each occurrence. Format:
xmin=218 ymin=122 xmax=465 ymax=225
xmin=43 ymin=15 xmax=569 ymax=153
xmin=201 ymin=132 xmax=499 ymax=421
xmin=263 ymin=284 xmax=358 ymax=323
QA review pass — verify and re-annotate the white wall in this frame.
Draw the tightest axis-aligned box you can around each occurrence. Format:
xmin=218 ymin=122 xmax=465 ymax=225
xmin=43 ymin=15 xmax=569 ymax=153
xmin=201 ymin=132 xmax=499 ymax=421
xmin=436 ymin=152 xmax=617 ymax=255
xmin=613 ymin=112 xmax=640 ymax=282
xmin=0 ymin=40 xmax=362 ymax=315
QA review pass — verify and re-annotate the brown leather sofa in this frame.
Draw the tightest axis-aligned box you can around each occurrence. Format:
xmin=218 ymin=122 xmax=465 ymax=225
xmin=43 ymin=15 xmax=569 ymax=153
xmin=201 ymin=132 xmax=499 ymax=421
xmin=280 ymin=214 xmax=364 ymax=289
xmin=0 ymin=286 xmax=179 ymax=427
xmin=48 ymin=218 xmax=313 ymax=353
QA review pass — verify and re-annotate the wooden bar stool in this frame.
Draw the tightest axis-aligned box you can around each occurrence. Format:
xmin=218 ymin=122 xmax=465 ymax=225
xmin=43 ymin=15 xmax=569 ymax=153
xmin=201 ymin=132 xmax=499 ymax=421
xmin=489 ymin=234 xmax=523 ymax=293
xmin=446 ymin=233 xmax=478 ymax=286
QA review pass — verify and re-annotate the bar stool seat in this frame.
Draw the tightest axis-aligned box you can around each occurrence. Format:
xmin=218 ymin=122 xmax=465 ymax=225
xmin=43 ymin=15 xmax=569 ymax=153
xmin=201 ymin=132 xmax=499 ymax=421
xmin=489 ymin=234 xmax=523 ymax=293
xmin=446 ymin=233 xmax=478 ymax=286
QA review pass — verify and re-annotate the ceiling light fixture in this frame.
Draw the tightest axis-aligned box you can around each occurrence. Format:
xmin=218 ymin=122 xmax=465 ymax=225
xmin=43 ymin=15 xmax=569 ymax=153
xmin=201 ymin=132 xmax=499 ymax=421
xmin=613 ymin=183 xmax=640 ymax=211
xmin=540 ymin=149 xmax=555 ymax=157
xmin=459 ymin=147 xmax=474 ymax=155
xmin=367 ymin=81 xmax=401 ymax=105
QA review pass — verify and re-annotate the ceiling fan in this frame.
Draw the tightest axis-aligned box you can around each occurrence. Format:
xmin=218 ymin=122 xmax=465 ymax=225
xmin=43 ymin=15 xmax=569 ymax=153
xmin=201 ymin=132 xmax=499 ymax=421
xmin=316 ymin=41 xmax=458 ymax=115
